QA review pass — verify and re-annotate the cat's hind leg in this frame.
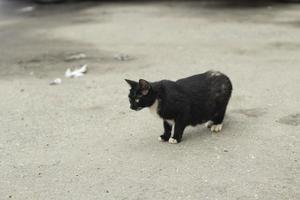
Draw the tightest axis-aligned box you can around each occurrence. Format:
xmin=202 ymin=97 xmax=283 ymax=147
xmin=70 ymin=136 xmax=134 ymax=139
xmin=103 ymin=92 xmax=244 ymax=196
xmin=208 ymin=107 xmax=227 ymax=133
xmin=210 ymin=123 xmax=223 ymax=132
xmin=205 ymin=120 xmax=214 ymax=128
xmin=205 ymin=120 xmax=222 ymax=132
xmin=158 ymin=121 xmax=172 ymax=142
xmin=208 ymin=82 xmax=231 ymax=133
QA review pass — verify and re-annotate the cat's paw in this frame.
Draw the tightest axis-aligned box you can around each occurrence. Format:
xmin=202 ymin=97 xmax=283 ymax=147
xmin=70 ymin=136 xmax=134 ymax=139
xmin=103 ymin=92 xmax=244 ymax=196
xmin=205 ymin=121 xmax=214 ymax=128
xmin=158 ymin=134 xmax=170 ymax=142
xmin=158 ymin=136 xmax=166 ymax=142
xmin=168 ymin=138 xmax=178 ymax=144
xmin=210 ymin=124 xmax=223 ymax=133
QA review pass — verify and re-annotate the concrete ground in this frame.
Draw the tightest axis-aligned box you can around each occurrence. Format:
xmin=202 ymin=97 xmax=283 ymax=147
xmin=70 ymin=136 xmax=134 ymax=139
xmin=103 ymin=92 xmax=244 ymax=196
xmin=0 ymin=0 xmax=299 ymax=199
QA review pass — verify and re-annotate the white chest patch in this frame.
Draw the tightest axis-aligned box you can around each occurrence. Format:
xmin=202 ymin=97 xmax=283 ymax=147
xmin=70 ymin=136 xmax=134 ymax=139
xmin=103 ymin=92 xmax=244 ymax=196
xmin=149 ymin=100 xmax=159 ymax=117
xmin=149 ymin=99 xmax=175 ymax=126
xmin=165 ymin=119 xmax=175 ymax=126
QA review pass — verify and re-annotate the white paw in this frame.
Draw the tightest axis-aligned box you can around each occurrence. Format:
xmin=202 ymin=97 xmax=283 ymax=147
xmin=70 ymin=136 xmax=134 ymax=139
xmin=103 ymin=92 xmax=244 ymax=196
xmin=210 ymin=124 xmax=223 ymax=133
xmin=158 ymin=136 xmax=163 ymax=142
xmin=205 ymin=121 xmax=213 ymax=128
xmin=168 ymin=138 xmax=178 ymax=144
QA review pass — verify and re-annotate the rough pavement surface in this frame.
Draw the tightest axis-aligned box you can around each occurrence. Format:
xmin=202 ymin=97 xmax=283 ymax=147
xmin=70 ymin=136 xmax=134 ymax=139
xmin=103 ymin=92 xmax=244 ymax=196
xmin=0 ymin=0 xmax=299 ymax=199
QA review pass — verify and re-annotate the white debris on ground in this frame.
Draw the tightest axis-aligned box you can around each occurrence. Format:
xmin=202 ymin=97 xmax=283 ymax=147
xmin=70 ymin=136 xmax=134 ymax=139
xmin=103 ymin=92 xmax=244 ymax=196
xmin=65 ymin=53 xmax=87 ymax=61
xmin=65 ymin=64 xmax=88 ymax=78
xmin=114 ymin=53 xmax=130 ymax=61
xmin=49 ymin=64 xmax=88 ymax=85
xmin=249 ymin=154 xmax=256 ymax=159
xmin=18 ymin=6 xmax=35 ymax=13
xmin=49 ymin=78 xmax=62 ymax=85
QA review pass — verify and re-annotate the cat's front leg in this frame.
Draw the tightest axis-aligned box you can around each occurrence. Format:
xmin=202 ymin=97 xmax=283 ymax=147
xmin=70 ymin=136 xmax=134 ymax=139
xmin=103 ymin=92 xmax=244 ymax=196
xmin=159 ymin=121 xmax=172 ymax=142
xmin=169 ymin=119 xmax=186 ymax=144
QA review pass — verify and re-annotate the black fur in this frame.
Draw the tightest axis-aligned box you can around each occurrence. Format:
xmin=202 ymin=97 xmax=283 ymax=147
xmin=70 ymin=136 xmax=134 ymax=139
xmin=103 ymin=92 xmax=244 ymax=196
xmin=125 ymin=71 xmax=232 ymax=143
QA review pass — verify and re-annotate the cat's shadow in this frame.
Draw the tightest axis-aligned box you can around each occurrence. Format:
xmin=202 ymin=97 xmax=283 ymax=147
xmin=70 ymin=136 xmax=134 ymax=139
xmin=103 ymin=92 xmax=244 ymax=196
xmin=182 ymin=126 xmax=212 ymax=142
xmin=183 ymin=114 xmax=240 ymax=142
xmin=132 ymin=114 xmax=240 ymax=149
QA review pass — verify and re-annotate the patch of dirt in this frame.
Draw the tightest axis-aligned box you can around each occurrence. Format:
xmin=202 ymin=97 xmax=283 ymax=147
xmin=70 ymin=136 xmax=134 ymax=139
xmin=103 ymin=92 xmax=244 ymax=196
xmin=268 ymin=42 xmax=300 ymax=50
xmin=277 ymin=113 xmax=300 ymax=126
xmin=232 ymin=108 xmax=267 ymax=118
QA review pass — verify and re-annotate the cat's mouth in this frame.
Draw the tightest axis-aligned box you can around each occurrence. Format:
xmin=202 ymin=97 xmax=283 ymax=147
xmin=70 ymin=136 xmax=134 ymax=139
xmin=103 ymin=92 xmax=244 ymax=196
xmin=135 ymin=107 xmax=143 ymax=111
xmin=131 ymin=106 xmax=143 ymax=111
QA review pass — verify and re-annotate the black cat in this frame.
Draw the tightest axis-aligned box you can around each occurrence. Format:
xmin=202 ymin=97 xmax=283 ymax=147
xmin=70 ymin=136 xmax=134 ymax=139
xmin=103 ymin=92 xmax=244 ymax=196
xmin=125 ymin=70 xmax=232 ymax=144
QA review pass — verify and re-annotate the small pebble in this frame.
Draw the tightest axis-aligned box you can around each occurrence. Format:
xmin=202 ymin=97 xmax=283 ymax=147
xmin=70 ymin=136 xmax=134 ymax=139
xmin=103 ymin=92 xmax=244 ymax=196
xmin=18 ymin=6 xmax=35 ymax=13
xmin=65 ymin=53 xmax=87 ymax=61
xmin=49 ymin=78 xmax=62 ymax=85
xmin=249 ymin=154 xmax=256 ymax=159
xmin=114 ymin=54 xmax=130 ymax=61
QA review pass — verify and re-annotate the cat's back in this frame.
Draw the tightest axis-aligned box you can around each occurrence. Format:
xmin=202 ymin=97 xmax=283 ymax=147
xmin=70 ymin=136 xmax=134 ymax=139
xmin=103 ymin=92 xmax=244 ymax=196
xmin=155 ymin=71 xmax=232 ymax=100
xmin=175 ymin=71 xmax=232 ymax=98
xmin=176 ymin=72 xmax=209 ymax=88
xmin=177 ymin=71 xmax=230 ymax=87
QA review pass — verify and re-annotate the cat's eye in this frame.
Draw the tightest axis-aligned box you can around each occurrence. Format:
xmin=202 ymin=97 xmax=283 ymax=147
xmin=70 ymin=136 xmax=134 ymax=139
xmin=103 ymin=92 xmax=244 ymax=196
xmin=135 ymin=98 xmax=140 ymax=103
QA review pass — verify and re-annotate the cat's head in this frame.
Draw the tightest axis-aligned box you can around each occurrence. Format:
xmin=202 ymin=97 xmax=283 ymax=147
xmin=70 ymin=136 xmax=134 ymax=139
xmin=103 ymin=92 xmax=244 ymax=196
xmin=125 ymin=79 xmax=156 ymax=111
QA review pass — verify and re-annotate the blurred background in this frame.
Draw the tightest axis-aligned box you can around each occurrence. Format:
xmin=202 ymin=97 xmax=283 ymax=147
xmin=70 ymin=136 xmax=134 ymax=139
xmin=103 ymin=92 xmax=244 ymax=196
xmin=0 ymin=1 xmax=299 ymax=200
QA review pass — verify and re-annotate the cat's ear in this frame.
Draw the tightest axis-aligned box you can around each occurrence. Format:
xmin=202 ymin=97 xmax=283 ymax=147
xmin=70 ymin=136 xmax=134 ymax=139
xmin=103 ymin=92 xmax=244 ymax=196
xmin=139 ymin=79 xmax=150 ymax=95
xmin=125 ymin=79 xmax=138 ymax=88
